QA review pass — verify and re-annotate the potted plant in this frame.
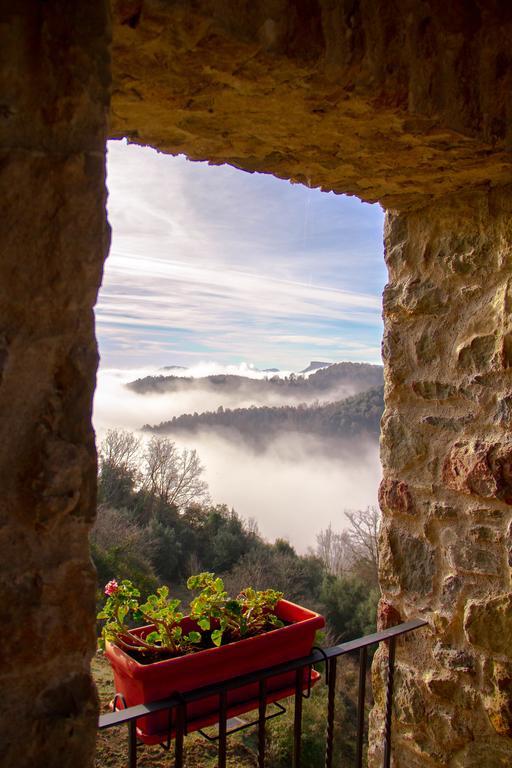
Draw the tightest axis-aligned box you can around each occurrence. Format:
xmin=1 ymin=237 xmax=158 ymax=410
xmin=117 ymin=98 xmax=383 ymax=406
xmin=98 ymin=573 xmax=325 ymax=743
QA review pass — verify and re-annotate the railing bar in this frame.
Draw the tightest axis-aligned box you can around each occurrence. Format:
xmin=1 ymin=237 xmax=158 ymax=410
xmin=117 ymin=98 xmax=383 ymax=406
xmin=98 ymin=619 xmax=428 ymax=730
xmin=355 ymin=646 xmax=367 ymax=768
xmin=383 ymin=636 xmax=396 ymax=768
xmin=258 ymin=678 xmax=267 ymax=768
xmin=174 ymin=704 xmax=184 ymax=768
xmin=324 ymin=656 xmax=337 ymax=768
xmin=319 ymin=618 xmax=426 ymax=655
xmin=128 ymin=719 xmax=137 ymax=768
xmin=218 ymin=689 xmax=228 ymax=768
xmin=292 ymin=668 xmax=303 ymax=768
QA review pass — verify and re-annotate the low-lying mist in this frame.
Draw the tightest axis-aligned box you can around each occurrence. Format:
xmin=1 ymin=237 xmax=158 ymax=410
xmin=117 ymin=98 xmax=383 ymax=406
xmin=93 ymin=367 xmax=381 ymax=551
xmin=174 ymin=430 xmax=380 ymax=551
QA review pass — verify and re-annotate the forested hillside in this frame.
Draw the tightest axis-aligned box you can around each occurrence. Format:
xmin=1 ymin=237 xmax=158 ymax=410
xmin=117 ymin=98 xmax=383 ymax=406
xmin=145 ymin=386 xmax=384 ymax=447
xmin=127 ymin=361 xmax=383 ymax=402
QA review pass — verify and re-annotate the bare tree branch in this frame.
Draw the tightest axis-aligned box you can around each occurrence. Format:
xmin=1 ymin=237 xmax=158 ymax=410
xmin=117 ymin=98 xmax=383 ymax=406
xmin=99 ymin=429 xmax=141 ymax=474
xmin=143 ymin=435 xmax=209 ymax=509
xmin=316 ymin=506 xmax=381 ymax=586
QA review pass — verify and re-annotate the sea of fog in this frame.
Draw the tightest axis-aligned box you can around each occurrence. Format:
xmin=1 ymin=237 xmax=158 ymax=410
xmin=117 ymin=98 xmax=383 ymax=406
xmin=93 ymin=365 xmax=381 ymax=552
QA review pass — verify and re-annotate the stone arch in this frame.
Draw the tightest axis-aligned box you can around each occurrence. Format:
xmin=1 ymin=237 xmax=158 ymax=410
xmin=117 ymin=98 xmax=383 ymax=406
xmin=2 ymin=2 xmax=511 ymax=766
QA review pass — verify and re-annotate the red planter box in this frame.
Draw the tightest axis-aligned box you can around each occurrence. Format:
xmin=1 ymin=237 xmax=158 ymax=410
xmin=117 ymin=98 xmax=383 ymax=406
xmin=105 ymin=599 xmax=325 ymax=744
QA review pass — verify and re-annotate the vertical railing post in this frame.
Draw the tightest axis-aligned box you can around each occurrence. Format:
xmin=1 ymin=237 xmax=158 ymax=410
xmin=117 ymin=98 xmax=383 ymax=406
xmin=355 ymin=645 xmax=367 ymax=768
xmin=128 ymin=719 xmax=137 ymax=768
xmin=258 ymin=678 xmax=267 ymax=768
xmin=383 ymin=637 xmax=396 ymax=768
xmin=218 ymin=689 xmax=228 ymax=768
xmin=174 ymin=703 xmax=185 ymax=768
xmin=324 ymin=656 xmax=337 ymax=768
xmin=292 ymin=668 xmax=303 ymax=768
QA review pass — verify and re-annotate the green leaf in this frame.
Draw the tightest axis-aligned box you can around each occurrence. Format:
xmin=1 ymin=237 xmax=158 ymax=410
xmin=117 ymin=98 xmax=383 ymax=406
xmin=146 ymin=631 xmax=160 ymax=644
xmin=225 ymin=600 xmax=242 ymax=615
xmin=198 ymin=617 xmax=210 ymax=631
xmin=211 ymin=629 xmax=224 ymax=647
xmin=187 ymin=631 xmax=201 ymax=644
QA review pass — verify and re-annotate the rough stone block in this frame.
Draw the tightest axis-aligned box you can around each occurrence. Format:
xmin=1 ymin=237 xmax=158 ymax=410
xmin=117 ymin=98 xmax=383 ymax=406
xmin=433 ymin=642 xmax=475 ymax=673
xmin=377 ymin=598 xmax=402 ymax=630
xmin=486 ymin=661 xmax=512 ymax=737
xmin=450 ymin=741 xmax=512 ymax=768
xmin=443 ymin=440 xmax=512 ymax=503
xmin=440 ymin=575 xmax=464 ymax=609
xmin=464 ymin=593 xmax=512 ymax=656
xmin=394 ymin=665 xmax=426 ymax=725
xmin=447 ymin=543 xmax=501 ymax=576
xmin=412 ymin=381 xmax=459 ymax=400
xmin=379 ymin=477 xmax=415 ymax=516
xmin=380 ymin=525 xmax=435 ymax=595
xmin=457 ymin=334 xmax=497 ymax=373
xmin=381 ymin=412 xmax=428 ymax=470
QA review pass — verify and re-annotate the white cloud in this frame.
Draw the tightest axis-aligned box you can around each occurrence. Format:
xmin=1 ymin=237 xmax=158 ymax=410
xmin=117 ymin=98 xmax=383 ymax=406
xmin=99 ymin=140 xmax=385 ymax=369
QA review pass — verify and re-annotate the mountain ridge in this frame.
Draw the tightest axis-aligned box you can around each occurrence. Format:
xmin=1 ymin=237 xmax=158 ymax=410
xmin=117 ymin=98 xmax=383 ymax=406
xmin=143 ymin=385 xmax=384 ymax=450
xmin=128 ymin=361 xmax=383 ymax=402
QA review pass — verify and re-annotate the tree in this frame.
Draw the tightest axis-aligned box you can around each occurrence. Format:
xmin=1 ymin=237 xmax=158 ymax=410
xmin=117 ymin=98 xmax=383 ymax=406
xmin=316 ymin=507 xmax=381 ymax=587
xmin=91 ymin=504 xmax=147 ymax=556
xmin=225 ymin=547 xmax=323 ymax=607
xmin=146 ymin=518 xmax=183 ymax=582
xmin=90 ymin=505 xmax=158 ymax=597
xmin=344 ymin=506 xmax=380 ymax=586
xmin=274 ymin=538 xmax=297 ymax=557
xmin=98 ymin=429 xmax=141 ymax=507
xmin=315 ymin=524 xmax=353 ymax=577
xmin=100 ymin=428 xmax=141 ymax=471
xmin=320 ymin=574 xmax=379 ymax=643
xmin=142 ymin=435 xmax=209 ymax=509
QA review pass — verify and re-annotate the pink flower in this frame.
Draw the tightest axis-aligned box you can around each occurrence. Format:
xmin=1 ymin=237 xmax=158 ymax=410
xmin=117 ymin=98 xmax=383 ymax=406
xmin=104 ymin=580 xmax=119 ymax=596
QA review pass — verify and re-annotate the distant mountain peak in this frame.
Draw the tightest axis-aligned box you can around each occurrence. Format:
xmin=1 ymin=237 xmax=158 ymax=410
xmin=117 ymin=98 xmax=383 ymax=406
xmin=300 ymin=361 xmax=332 ymax=374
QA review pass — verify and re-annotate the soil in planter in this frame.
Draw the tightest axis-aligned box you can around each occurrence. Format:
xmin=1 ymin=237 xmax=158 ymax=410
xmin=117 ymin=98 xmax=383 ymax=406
xmin=123 ymin=620 xmax=292 ymax=665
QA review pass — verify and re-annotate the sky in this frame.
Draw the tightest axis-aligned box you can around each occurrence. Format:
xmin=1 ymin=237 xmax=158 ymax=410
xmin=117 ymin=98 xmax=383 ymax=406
xmin=98 ymin=140 xmax=386 ymax=372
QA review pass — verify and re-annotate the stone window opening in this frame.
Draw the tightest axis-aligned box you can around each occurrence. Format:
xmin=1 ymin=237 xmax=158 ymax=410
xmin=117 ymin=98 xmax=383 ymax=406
xmin=2 ymin=3 xmax=512 ymax=767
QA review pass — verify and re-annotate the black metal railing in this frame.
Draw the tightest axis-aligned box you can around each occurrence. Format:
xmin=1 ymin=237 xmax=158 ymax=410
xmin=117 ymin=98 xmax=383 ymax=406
xmin=98 ymin=618 xmax=427 ymax=768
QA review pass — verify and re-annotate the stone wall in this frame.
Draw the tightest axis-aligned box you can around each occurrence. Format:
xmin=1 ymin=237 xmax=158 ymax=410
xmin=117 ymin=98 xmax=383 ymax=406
xmin=0 ymin=4 xmax=110 ymax=767
xmin=371 ymin=189 xmax=512 ymax=767
xmin=111 ymin=0 xmax=512 ymax=210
